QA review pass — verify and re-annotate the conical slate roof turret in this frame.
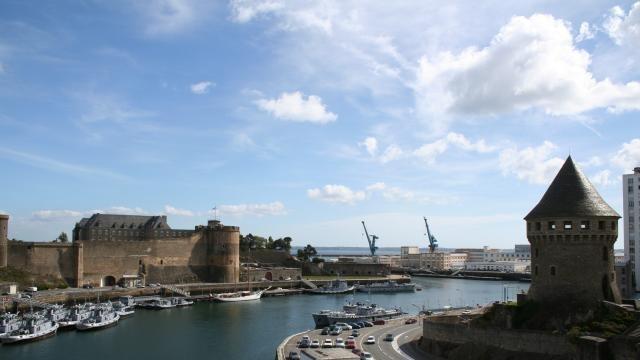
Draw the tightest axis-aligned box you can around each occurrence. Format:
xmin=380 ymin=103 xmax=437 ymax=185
xmin=524 ymin=156 xmax=620 ymax=220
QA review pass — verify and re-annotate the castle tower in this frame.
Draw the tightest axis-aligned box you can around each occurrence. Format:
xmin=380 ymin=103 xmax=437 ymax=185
xmin=206 ymin=220 xmax=240 ymax=283
xmin=525 ymin=156 xmax=621 ymax=307
xmin=0 ymin=214 xmax=8 ymax=268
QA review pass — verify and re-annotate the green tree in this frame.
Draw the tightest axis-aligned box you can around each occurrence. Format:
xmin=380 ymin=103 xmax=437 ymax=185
xmin=297 ymin=244 xmax=317 ymax=262
xmin=57 ymin=232 xmax=69 ymax=243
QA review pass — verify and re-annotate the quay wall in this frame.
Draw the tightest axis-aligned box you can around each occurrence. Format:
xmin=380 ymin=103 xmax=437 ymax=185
xmin=422 ymin=319 xmax=576 ymax=358
xmin=7 ymin=242 xmax=79 ymax=286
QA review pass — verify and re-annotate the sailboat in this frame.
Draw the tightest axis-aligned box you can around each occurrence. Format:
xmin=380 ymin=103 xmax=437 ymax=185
xmin=212 ymin=265 xmax=270 ymax=302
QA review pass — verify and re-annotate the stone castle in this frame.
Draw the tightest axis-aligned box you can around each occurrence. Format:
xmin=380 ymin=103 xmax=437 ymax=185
xmin=0 ymin=213 xmax=239 ymax=287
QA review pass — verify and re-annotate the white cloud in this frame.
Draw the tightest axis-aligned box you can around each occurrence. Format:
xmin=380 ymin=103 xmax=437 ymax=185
xmin=358 ymin=137 xmax=378 ymax=156
xmin=164 ymin=205 xmax=195 ymax=216
xmin=32 ymin=210 xmax=84 ymax=221
xmin=379 ymin=145 xmax=404 ymax=163
xmin=229 ymin=0 xmax=284 ymax=23
xmin=365 ymin=182 xmax=386 ymax=191
xmin=612 ymin=138 xmax=640 ymax=170
xmin=134 ymin=0 xmax=214 ymax=35
xmin=190 ymin=81 xmax=214 ymax=94
xmin=416 ymin=14 xmax=640 ymax=121
xmin=256 ymin=91 xmax=337 ymax=124
xmin=575 ymin=21 xmax=595 ymax=42
xmin=365 ymin=182 xmax=458 ymax=204
xmin=603 ymin=2 xmax=640 ymax=46
xmin=591 ymin=170 xmax=613 ymax=186
xmin=413 ymin=139 xmax=449 ymax=164
xmin=580 ymin=156 xmax=604 ymax=168
xmin=307 ymin=185 xmax=366 ymax=204
xmin=498 ymin=141 xmax=564 ymax=184
xmin=78 ymin=92 xmax=153 ymax=124
xmin=102 ymin=206 xmax=148 ymax=215
xmin=217 ymin=201 xmax=287 ymax=216
xmin=444 ymin=132 xmax=495 ymax=153
xmin=413 ymin=132 xmax=494 ymax=164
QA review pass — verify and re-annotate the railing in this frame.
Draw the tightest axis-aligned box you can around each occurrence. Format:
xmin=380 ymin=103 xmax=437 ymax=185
xmin=159 ymin=284 xmax=190 ymax=297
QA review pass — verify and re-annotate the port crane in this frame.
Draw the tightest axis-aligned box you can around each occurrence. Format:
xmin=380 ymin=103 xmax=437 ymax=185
xmin=361 ymin=221 xmax=379 ymax=256
xmin=424 ymin=217 xmax=438 ymax=253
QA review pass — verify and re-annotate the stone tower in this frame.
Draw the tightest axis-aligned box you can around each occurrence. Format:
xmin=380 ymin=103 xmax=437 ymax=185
xmin=0 ymin=214 xmax=8 ymax=268
xmin=206 ymin=220 xmax=240 ymax=283
xmin=525 ymin=156 xmax=621 ymax=307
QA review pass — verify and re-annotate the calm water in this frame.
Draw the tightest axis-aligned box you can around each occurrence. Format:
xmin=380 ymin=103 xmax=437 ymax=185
xmin=0 ymin=278 xmax=528 ymax=360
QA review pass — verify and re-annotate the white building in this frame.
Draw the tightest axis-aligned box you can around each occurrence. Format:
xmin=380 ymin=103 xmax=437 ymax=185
xmin=465 ymin=261 xmax=528 ymax=272
xmin=623 ymin=167 xmax=640 ymax=292
xmin=400 ymin=246 xmax=420 ymax=256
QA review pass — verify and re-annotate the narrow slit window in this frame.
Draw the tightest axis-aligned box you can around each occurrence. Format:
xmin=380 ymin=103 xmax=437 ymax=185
xmin=564 ymin=221 xmax=572 ymax=230
xmin=548 ymin=222 xmax=556 ymax=230
xmin=580 ymin=221 xmax=590 ymax=230
xmin=550 ymin=266 xmax=556 ymax=276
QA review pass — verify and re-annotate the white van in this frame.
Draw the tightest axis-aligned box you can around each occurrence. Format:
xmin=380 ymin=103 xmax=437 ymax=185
xmin=25 ymin=286 xmax=38 ymax=292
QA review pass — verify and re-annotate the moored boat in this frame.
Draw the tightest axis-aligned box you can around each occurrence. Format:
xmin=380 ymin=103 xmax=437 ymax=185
xmin=306 ymin=280 xmax=355 ymax=295
xmin=58 ymin=303 xmax=94 ymax=328
xmin=76 ymin=303 xmax=119 ymax=331
xmin=0 ymin=313 xmax=59 ymax=344
xmin=0 ymin=313 xmax=22 ymax=337
xmin=356 ymin=280 xmax=416 ymax=293
xmin=312 ymin=302 xmax=404 ymax=328
xmin=139 ymin=298 xmax=175 ymax=310
xmin=213 ymin=287 xmax=270 ymax=302
xmin=113 ymin=296 xmax=135 ymax=318
xmin=170 ymin=297 xmax=194 ymax=307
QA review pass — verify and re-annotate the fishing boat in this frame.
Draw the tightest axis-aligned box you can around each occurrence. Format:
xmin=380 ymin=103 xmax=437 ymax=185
xmin=312 ymin=302 xmax=405 ymax=328
xmin=0 ymin=313 xmax=22 ymax=337
xmin=113 ymin=296 xmax=135 ymax=318
xmin=305 ymin=280 xmax=355 ymax=295
xmin=356 ymin=280 xmax=416 ymax=293
xmin=170 ymin=297 xmax=194 ymax=307
xmin=0 ymin=312 xmax=59 ymax=344
xmin=139 ymin=298 xmax=175 ymax=310
xmin=76 ymin=303 xmax=120 ymax=331
xmin=213 ymin=287 xmax=270 ymax=302
xmin=58 ymin=303 xmax=94 ymax=328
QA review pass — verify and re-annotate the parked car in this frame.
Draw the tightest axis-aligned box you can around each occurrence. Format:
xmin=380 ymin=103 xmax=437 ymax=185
xmin=360 ymin=352 xmax=374 ymax=359
xmin=25 ymin=286 xmax=38 ymax=292
xmin=373 ymin=319 xmax=386 ymax=325
xmin=335 ymin=338 xmax=345 ymax=348
xmin=366 ymin=336 xmax=376 ymax=344
xmin=405 ymin=318 xmax=417 ymax=324
xmin=321 ymin=327 xmax=330 ymax=335
xmin=310 ymin=339 xmax=320 ymax=348
xmin=82 ymin=284 xmax=94 ymax=289
xmin=349 ymin=323 xmax=362 ymax=329
xmin=356 ymin=322 xmax=366 ymax=328
xmin=363 ymin=321 xmax=374 ymax=327
xmin=288 ymin=351 xmax=301 ymax=360
xmin=301 ymin=335 xmax=310 ymax=342
xmin=335 ymin=322 xmax=352 ymax=330
xmin=346 ymin=340 xmax=356 ymax=349
xmin=329 ymin=327 xmax=343 ymax=335
xmin=352 ymin=349 xmax=362 ymax=356
xmin=384 ymin=333 xmax=394 ymax=342
xmin=462 ymin=310 xmax=472 ymax=315
xmin=322 ymin=339 xmax=333 ymax=348
xmin=351 ymin=330 xmax=360 ymax=337
xmin=298 ymin=339 xmax=310 ymax=348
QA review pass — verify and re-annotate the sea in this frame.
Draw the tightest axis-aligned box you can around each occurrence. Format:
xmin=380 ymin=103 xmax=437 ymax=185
xmin=0 ymin=277 xmax=529 ymax=360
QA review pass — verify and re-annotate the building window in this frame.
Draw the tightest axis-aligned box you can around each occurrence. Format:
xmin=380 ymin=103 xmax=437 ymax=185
xmin=611 ymin=221 xmax=616 ymax=230
xmin=598 ymin=221 xmax=605 ymax=230
xmin=548 ymin=222 xmax=556 ymax=230
xmin=630 ymin=200 xmax=635 ymax=207
xmin=564 ymin=221 xmax=572 ymax=230
xmin=603 ymin=246 xmax=608 ymax=261
xmin=535 ymin=248 xmax=539 ymax=258
xmin=535 ymin=222 xmax=541 ymax=231
xmin=550 ymin=266 xmax=556 ymax=276
xmin=580 ymin=221 xmax=590 ymax=230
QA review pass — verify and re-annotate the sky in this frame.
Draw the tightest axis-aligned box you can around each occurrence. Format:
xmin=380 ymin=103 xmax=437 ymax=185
xmin=1 ymin=0 xmax=640 ymax=249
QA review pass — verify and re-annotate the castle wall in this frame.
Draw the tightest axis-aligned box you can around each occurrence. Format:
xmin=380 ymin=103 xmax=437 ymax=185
xmin=206 ymin=225 xmax=240 ymax=283
xmin=7 ymin=242 xmax=78 ymax=285
xmin=527 ymin=216 xmax=621 ymax=306
xmin=0 ymin=215 xmax=8 ymax=268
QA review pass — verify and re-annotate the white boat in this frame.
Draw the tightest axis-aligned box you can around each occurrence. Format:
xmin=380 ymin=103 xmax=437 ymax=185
xmin=139 ymin=298 xmax=176 ymax=310
xmin=0 ymin=313 xmax=22 ymax=337
xmin=76 ymin=304 xmax=120 ymax=331
xmin=306 ymin=280 xmax=355 ymax=295
xmin=113 ymin=296 xmax=136 ymax=318
xmin=0 ymin=313 xmax=58 ymax=344
xmin=213 ymin=287 xmax=270 ymax=302
xmin=58 ymin=303 xmax=94 ymax=328
xmin=356 ymin=281 xmax=416 ymax=293
xmin=170 ymin=297 xmax=194 ymax=307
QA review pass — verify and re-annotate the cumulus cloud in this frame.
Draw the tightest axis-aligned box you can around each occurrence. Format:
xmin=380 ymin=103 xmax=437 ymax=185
xmin=358 ymin=137 xmax=378 ymax=156
xmin=229 ymin=0 xmax=284 ymax=23
xmin=364 ymin=182 xmax=457 ymax=204
xmin=190 ymin=81 xmax=214 ymax=94
xmin=575 ymin=22 xmax=595 ymax=42
xmin=32 ymin=210 xmax=84 ymax=221
xmin=612 ymin=138 xmax=640 ymax=170
xmin=498 ymin=141 xmax=565 ymax=185
xmin=133 ymin=0 xmax=214 ymax=35
xmin=31 ymin=206 xmax=148 ymax=221
xmin=413 ymin=132 xmax=494 ymax=164
xmin=256 ymin=91 xmax=337 ymax=124
xmin=379 ymin=145 xmax=404 ymax=163
xmin=217 ymin=201 xmax=287 ymax=216
xmin=416 ymin=14 xmax=640 ymax=122
xmin=603 ymin=2 xmax=640 ymax=46
xmin=307 ymin=185 xmax=366 ymax=204
xmin=591 ymin=170 xmax=613 ymax=186
xmin=164 ymin=205 xmax=195 ymax=216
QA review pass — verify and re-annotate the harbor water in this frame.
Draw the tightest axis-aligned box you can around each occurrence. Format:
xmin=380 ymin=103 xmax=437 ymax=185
xmin=0 ymin=277 xmax=529 ymax=359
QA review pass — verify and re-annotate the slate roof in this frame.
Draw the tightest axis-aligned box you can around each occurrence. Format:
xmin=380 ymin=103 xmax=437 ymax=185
xmin=524 ymin=156 xmax=620 ymax=220
xmin=76 ymin=214 xmax=170 ymax=230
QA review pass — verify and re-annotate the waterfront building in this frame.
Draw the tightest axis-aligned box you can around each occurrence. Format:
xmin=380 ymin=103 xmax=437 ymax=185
xmin=400 ymin=246 xmax=420 ymax=255
xmin=615 ymin=259 xmax=634 ymax=298
xmin=623 ymin=167 xmax=640 ymax=292
xmin=464 ymin=261 xmax=528 ymax=272
xmin=525 ymin=156 xmax=621 ymax=306
xmin=419 ymin=252 xmax=468 ymax=271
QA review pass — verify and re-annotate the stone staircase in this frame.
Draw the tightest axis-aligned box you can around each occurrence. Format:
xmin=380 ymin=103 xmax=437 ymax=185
xmin=159 ymin=284 xmax=190 ymax=297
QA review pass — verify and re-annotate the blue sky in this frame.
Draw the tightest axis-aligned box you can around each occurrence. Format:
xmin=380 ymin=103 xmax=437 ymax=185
xmin=1 ymin=1 xmax=640 ymax=249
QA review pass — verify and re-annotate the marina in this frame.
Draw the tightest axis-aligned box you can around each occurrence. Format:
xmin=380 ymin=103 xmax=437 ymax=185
xmin=0 ymin=277 xmax=529 ymax=359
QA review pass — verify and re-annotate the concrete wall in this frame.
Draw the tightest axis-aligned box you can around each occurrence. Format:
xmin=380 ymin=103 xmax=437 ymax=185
xmin=322 ymin=263 xmax=390 ymax=276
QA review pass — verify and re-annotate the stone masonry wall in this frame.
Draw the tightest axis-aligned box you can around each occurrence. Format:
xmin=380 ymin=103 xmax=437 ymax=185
xmin=7 ymin=242 xmax=78 ymax=285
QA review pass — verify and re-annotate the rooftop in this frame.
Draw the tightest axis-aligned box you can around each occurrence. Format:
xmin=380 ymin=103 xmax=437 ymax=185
xmin=525 ymin=156 xmax=620 ymax=220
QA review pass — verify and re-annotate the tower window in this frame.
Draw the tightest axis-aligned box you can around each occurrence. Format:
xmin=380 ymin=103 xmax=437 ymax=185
xmin=535 ymin=248 xmax=539 ymax=258
xmin=535 ymin=222 xmax=541 ymax=231
xmin=611 ymin=221 xmax=616 ymax=230
xmin=550 ymin=266 xmax=556 ymax=276
xmin=602 ymin=246 xmax=608 ymax=261
xmin=548 ymin=222 xmax=556 ymax=230
xmin=563 ymin=221 xmax=572 ymax=230
xmin=580 ymin=221 xmax=590 ymax=230
xmin=598 ymin=221 xmax=605 ymax=230
xmin=534 ymin=266 xmax=538 ymax=276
